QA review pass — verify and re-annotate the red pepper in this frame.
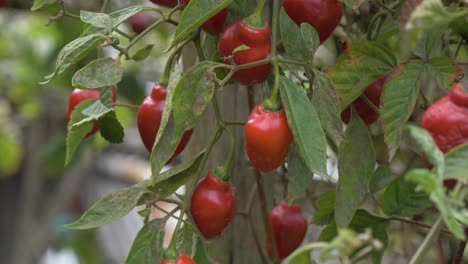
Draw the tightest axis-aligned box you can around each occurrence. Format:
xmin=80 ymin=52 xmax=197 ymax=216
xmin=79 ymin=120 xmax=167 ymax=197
xmin=160 ymin=253 xmax=196 ymax=264
xmin=422 ymin=82 xmax=468 ymax=189
xmin=66 ymin=86 xmax=118 ymax=138
xmin=341 ymin=75 xmax=389 ymax=125
xmin=218 ymin=21 xmax=272 ymax=85
xmin=245 ymin=104 xmax=293 ymax=172
xmin=137 ymin=85 xmax=193 ymax=159
xmin=129 ymin=12 xmax=154 ymax=34
xmin=282 ymin=0 xmax=343 ymax=43
xmin=268 ymin=201 xmax=308 ymax=259
xmin=182 ymin=0 xmax=228 ymax=35
xmin=149 ymin=0 xmax=178 ymax=8
xmin=190 ymin=172 xmax=236 ymax=239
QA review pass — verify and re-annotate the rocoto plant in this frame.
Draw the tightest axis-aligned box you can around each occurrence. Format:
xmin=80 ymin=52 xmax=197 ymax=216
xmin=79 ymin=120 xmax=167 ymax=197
xmin=31 ymin=0 xmax=468 ymax=262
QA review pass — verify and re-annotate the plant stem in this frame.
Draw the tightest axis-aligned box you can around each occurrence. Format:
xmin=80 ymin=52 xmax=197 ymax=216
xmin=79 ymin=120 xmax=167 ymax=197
xmin=100 ymin=0 xmax=110 ymax=13
xmin=160 ymin=33 xmax=196 ymax=86
xmin=254 ymin=171 xmax=280 ymax=264
xmin=453 ymin=239 xmax=467 ymax=264
xmin=390 ymin=217 xmax=451 ymax=235
xmin=409 ymin=216 xmax=444 ymax=264
xmin=113 ymin=102 xmax=140 ymax=109
xmin=126 ymin=6 xmax=180 ymax=51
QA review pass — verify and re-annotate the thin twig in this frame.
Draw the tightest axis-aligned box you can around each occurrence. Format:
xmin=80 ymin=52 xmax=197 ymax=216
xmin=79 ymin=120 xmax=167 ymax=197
xmin=453 ymin=240 xmax=467 ymax=264
xmin=390 ymin=217 xmax=452 ymax=235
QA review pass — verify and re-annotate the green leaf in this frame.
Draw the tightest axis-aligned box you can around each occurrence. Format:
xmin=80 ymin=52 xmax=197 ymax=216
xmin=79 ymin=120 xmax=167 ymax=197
xmin=108 ymin=6 xmax=154 ymax=30
xmin=97 ymin=111 xmax=124 ymax=143
xmin=284 ymin=245 xmax=316 ymax=264
xmin=176 ymin=224 xmax=197 ymax=258
xmin=312 ymin=190 xmax=336 ymax=225
xmin=150 ymin=61 xmax=216 ymax=176
xmin=125 ymin=219 xmax=165 ymax=264
xmin=81 ymin=6 xmax=153 ymax=33
xmin=404 ymin=124 xmax=444 ymax=177
xmin=280 ymin=8 xmax=319 ymax=62
xmin=42 ymin=34 xmax=105 ymax=84
xmin=369 ymin=165 xmax=396 ymax=193
xmin=72 ymin=58 xmax=123 ymax=89
xmin=382 ymin=60 xmax=425 ymax=159
xmin=81 ymin=87 xmax=114 ymax=118
xmin=412 ymin=27 xmax=444 ymax=59
xmin=318 ymin=221 xmax=337 ymax=242
xmin=380 ymin=175 xmax=432 ymax=217
xmin=425 ymin=56 xmax=464 ymax=90
xmin=347 ymin=210 xmax=389 ymax=264
xmin=445 ymin=144 xmax=468 ymax=180
xmin=172 ymin=0 xmax=232 ymax=46
xmin=65 ymin=183 xmax=150 ymax=229
xmin=335 ymin=114 xmax=375 ymax=228
xmin=80 ymin=11 xmax=113 ymax=32
xmin=31 ymin=0 xmax=57 ymax=10
xmin=225 ymin=0 xmax=255 ymax=23
xmin=132 ymin=44 xmax=155 ymax=61
xmin=287 ymin=142 xmax=315 ymax=204
xmin=280 ymin=77 xmax=328 ymax=178
xmin=65 ymin=100 xmax=96 ymax=165
xmin=311 ymin=70 xmax=344 ymax=147
xmin=405 ymin=169 xmax=467 ymax=240
xmin=150 ymin=151 xmax=205 ymax=197
xmin=328 ymin=41 xmax=397 ymax=110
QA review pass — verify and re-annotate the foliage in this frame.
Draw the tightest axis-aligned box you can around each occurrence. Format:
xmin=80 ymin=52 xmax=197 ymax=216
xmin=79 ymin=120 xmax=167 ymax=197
xmin=24 ymin=0 xmax=468 ymax=263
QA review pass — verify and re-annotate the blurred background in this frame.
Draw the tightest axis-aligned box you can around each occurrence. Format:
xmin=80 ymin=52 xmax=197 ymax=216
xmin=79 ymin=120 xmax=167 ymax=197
xmin=0 ymin=1 xmax=183 ymax=263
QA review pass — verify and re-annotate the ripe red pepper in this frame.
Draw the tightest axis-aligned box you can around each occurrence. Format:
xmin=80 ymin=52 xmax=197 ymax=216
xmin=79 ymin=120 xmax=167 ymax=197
xmin=268 ymin=201 xmax=308 ymax=259
xmin=137 ymin=85 xmax=193 ymax=158
xmin=66 ymin=86 xmax=118 ymax=138
xmin=422 ymin=82 xmax=468 ymax=189
xmin=0 ymin=0 xmax=6 ymax=8
xmin=129 ymin=12 xmax=154 ymax=34
xmin=149 ymin=0 xmax=178 ymax=8
xmin=341 ymin=75 xmax=389 ymax=125
xmin=190 ymin=172 xmax=236 ymax=239
xmin=218 ymin=21 xmax=272 ymax=85
xmin=160 ymin=253 xmax=196 ymax=264
xmin=245 ymin=104 xmax=293 ymax=172
xmin=182 ymin=0 xmax=228 ymax=35
xmin=282 ymin=0 xmax=343 ymax=43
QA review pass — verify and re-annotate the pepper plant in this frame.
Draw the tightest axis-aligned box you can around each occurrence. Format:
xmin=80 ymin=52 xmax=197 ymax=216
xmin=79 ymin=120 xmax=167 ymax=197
xmin=30 ymin=0 xmax=468 ymax=263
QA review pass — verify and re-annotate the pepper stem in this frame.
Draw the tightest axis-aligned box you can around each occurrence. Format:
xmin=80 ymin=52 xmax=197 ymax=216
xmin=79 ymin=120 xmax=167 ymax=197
xmin=160 ymin=33 xmax=197 ymax=86
xmin=164 ymin=210 xmax=185 ymax=261
xmin=244 ymin=0 xmax=266 ymax=28
xmin=213 ymin=128 xmax=235 ymax=182
xmin=263 ymin=61 xmax=282 ymax=112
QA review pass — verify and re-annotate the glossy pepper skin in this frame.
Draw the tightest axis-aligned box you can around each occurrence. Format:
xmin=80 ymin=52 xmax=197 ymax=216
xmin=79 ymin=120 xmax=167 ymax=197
xmin=129 ymin=12 xmax=154 ymax=34
xmin=160 ymin=253 xmax=196 ymax=264
xmin=190 ymin=172 xmax=236 ymax=239
xmin=218 ymin=21 xmax=272 ymax=85
xmin=282 ymin=0 xmax=343 ymax=43
xmin=149 ymin=0 xmax=178 ymax=8
xmin=66 ymin=86 xmax=118 ymax=138
xmin=137 ymin=85 xmax=193 ymax=158
xmin=422 ymin=82 xmax=468 ymax=189
xmin=245 ymin=104 xmax=293 ymax=172
xmin=341 ymin=75 xmax=389 ymax=125
xmin=268 ymin=201 xmax=308 ymax=259
xmin=182 ymin=0 xmax=228 ymax=35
